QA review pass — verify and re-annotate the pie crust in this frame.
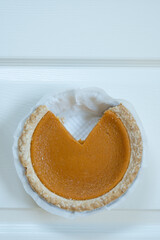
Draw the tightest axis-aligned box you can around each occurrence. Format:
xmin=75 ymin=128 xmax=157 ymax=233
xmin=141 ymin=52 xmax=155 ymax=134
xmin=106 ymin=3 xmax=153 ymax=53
xmin=18 ymin=104 xmax=143 ymax=211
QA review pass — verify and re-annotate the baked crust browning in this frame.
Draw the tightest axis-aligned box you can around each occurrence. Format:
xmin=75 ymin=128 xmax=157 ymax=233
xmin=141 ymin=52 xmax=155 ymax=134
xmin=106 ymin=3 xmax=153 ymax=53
xmin=18 ymin=104 xmax=143 ymax=211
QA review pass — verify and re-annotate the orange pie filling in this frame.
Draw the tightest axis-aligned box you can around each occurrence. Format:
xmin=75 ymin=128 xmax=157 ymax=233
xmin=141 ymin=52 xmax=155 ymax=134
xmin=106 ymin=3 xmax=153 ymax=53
xmin=31 ymin=110 xmax=131 ymax=200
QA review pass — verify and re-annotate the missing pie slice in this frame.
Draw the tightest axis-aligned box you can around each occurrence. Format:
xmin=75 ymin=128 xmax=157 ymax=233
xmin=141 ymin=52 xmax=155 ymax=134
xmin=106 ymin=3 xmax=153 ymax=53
xmin=18 ymin=104 xmax=143 ymax=211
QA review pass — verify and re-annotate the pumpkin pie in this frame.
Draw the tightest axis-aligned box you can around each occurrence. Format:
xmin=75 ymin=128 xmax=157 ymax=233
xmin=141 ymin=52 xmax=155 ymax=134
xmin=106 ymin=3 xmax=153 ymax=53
xmin=18 ymin=104 xmax=143 ymax=211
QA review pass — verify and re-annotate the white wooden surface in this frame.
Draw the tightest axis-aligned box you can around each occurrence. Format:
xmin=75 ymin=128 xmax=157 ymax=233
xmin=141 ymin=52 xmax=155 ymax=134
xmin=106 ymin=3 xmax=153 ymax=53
xmin=1 ymin=0 xmax=160 ymax=238
xmin=0 ymin=0 xmax=160 ymax=61
xmin=0 ymin=209 xmax=160 ymax=240
xmin=0 ymin=67 xmax=160 ymax=239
